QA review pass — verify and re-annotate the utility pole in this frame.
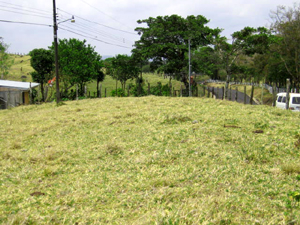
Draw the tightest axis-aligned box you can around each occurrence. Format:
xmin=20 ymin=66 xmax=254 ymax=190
xmin=188 ymin=39 xmax=192 ymax=97
xmin=53 ymin=0 xmax=60 ymax=103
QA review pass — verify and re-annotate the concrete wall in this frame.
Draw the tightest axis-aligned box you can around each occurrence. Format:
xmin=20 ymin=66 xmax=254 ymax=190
xmin=0 ymin=88 xmax=26 ymax=109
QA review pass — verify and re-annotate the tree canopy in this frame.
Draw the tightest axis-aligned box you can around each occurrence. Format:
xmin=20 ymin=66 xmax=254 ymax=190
xmin=111 ymin=54 xmax=140 ymax=89
xmin=50 ymin=38 xmax=103 ymax=95
xmin=133 ymin=15 xmax=221 ymax=87
xmin=0 ymin=38 xmax=13 ymax=80
xmin=29 ymin=48 xmax=54 ymax=101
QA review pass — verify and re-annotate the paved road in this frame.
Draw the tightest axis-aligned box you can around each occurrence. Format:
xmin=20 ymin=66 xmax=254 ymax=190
xmin=208 ymin=87 xmax=257 ymax=105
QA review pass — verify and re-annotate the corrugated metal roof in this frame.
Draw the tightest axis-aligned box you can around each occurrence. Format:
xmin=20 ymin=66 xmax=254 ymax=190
xmin=0 ymin=80 xmax=40 ymax=91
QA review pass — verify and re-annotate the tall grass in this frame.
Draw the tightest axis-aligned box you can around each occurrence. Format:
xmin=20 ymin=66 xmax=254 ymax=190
xmin=1 ymin=97 xmax=300 ymax=224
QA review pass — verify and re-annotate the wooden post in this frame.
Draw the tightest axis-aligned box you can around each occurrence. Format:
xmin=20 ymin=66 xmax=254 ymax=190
xmin=76 ymin=84 xmax=78 ymax=100
xmin=7 ymin=90 xmax=10 ymax=109
xmin=216 ymin=87 xmax=219 ymax=99
xmin=99 ymin=84 xmax=102 ymax=98
xmin=203 ymin=86 xmax=206 ymax=97
xmin=84 ymin=86 xmax=87 ymax=98
xmin=286 ymin=78 xmax=291 ymax=110
xmin=212 ymin=87 xmax=214 ymax=98
xmin=29 ymin=82 xmax=32 ymax=104
xmin=244 ymin=86 xmax=247 ymax=104
xmin=196 ymin=86 xmax=198 ymax=97
xmin=261 ymin=82 xmax=264 ymax=105
xmin=250 ymin=85 xmax=254 ymax=105
xmin=222 ymin=87 xmax=225 ymax=100
xmin=235 ymin=87 xmax=238 ymax=102
xmin=180 ymin=85 xmax=183 ymax=97
xmin=272 ymin=84 xmax=277 ymax=107
xmin=148 ymin=83 xmax=150 ymax=95
xmin=229 ymin=86 xmax=232 ymax=101
xmin=207 ymin=87 xmax=210 ymax=98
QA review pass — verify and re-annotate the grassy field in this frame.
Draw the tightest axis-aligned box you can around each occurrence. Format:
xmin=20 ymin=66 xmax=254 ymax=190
xmin=1 ymin=96 xmax=300 ymax=224
xmin=7 ymin=55 xmax=34 ymax=81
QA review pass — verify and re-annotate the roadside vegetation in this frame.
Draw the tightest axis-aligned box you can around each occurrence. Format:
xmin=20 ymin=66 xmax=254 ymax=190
xmin=1 ymin=97 xmax=300 ymax=224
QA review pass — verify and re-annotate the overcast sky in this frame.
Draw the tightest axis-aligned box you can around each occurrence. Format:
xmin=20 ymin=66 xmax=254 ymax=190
xmin=0 ymin=0 xmax=298 ymax=57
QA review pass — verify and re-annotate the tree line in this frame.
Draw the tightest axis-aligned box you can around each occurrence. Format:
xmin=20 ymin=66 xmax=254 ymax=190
xmin=1 ymin=3 xmax=300 ymax=101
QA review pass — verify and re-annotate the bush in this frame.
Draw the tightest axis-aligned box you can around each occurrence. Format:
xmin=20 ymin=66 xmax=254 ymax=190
xmin=111 ymin=88 xmax=126 ymax=97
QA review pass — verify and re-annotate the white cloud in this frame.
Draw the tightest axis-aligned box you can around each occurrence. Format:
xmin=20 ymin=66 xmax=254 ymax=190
xmin=0 ymin=0 xmax=298 ymax=56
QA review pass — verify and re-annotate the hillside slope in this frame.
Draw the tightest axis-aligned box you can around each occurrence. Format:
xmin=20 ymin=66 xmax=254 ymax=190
xmin=0 ymin=97 xmax=299 ymax=224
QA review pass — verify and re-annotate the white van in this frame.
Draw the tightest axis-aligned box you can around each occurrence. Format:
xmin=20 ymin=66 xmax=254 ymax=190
xmin=276 ymin=92 xmax=300 ymax=111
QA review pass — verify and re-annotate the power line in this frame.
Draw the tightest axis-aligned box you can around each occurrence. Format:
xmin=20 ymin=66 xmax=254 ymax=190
xmin=0 ymin=1 xmax=51 ymax=14
xmin=59 ymin=26 xmax=132 ymax=49
xmin=0 ymin=19 xmax=51 ymax=27
xmin=79 ymin=0 xmax=134 ymax=31
xmin=0 ymin=4 xmax=51 ymax=17
xmin=0 ymin=8 xmax=52 ymax=19
xmin=58 ymin=8 xmax=137 ymax=35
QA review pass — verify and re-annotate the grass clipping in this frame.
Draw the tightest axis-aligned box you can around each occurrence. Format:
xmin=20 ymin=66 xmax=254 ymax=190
xmin=0 ymin=96 xmax=300 ymax=224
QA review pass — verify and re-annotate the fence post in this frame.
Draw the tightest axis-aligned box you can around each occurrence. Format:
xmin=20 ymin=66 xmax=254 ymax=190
xmin=148 ymin=83 xmax=150 ymax=95
xmin=207 ymin=87 xmax=210 ymax=98
xmin=203 ymin=86 xmax=206 ymax=97
xmin=244 ymin=86 xmax=246 ymax=104
xmin=76 ymin=84 xmax=79 ymax=100
xmin=272 ymin=84 xmax=277 ymax=107
xmin=180 ymin=85 xmax=183 ymax=97
xmin=216 ymin=87 xmax=219 ymax=99
xmin=212 ymin=87 xmax=214 ymax=98
xmin=99 ymin=84 xmax=102 ymax=98
xmin=235 ymin=87 xmax=238 ymax=102
xmin=286 ymin=78 xmax=291 ymax=110
xmin=29 ymin=82 xmax=32 ymax=104
xmin=222 ymin=87 xmax=225 ymax=100
xmin=250 ymin=85 xmax=254 ymax=105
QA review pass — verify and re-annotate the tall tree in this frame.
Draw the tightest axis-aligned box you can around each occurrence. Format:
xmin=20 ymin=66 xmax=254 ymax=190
xmin=29 ymin=48 xmax=54 ymax=101
xmin=0 ymin=38 xmax=13 ymax=80
xmin=133 ymin=15 xmax=221 ymax=88
xmin=50 ymin=38 xmax=103 ymax=95
xmin=111 ymin=54 xmax=139 ymax=90
xmin=270 ymin=3 xmax=300 ymax=89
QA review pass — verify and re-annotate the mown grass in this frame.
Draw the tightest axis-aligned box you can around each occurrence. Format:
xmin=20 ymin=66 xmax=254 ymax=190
xmin=1 ymin=97 xmax=300 ymax=224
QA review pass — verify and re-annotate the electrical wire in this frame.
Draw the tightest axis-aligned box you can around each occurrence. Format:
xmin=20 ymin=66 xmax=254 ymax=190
xmin=58 ymin=8 xmax=137 ymax=35
xmin=79 ymin=0 xmax=134 ymax=31
xmin=0 ymin=0 xmax=51 ymax=14
xmin=0 ymin=19 xmax=51 ymax=27
xmin=0 ymin=8 xmax=52 ymax=19
xmin=59 ymin=26 xmax=132 ymax=49
xmin=0 ymin=4 xmax=51 ymax=17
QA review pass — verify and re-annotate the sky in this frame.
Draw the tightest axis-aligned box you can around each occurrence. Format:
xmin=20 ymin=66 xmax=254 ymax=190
xmin=0 ymin=0 xmax=299 ymax=58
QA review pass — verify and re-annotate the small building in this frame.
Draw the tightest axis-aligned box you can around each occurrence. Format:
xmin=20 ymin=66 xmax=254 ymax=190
xmin=0 ymin=80 xmax=40 ymax=109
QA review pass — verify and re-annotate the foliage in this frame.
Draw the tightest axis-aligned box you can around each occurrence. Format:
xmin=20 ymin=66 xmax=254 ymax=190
xmin=270 ymin=4 xmax=300 ymax=88
xmin=110 ymin=54 xmax=140 ymax=89
xmin=111 ymin=88 xmax=127 ymax=97
xmin=133 ymin=15 xmax=221 ymax=88
xmin=50 ymin=38 xmax=103 ymax=96
xmin=29 ymin=48 xmax=54 ymax=101
xmin=0 ymin=38 xmax=14 ymax=79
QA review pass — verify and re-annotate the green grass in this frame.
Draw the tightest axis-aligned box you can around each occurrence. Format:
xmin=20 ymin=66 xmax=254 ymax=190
xmin=1 ymin=97 xmax=300 ymax=224
xmin=7 ymin=54 xmax=34 ymax=81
